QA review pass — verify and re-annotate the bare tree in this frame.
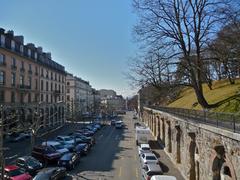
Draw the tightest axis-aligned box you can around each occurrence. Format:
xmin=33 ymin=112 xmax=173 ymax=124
xmin=132 ymin=0 xmax=237 ymax=108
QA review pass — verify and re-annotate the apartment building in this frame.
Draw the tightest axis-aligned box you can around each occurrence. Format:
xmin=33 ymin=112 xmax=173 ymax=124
xmin=0 ymin=28 xmax=66 ymax=131
xmin=66 ymin=73 xmax=99 ymax=120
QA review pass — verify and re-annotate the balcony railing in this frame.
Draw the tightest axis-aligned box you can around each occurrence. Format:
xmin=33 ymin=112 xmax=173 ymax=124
xmin=18 ymin=84 xmax=31 ymax=90
xmin=11 ymin=65 xmax=17 ymax=70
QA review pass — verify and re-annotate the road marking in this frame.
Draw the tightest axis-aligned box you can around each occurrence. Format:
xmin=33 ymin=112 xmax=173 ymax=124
xmin=135 ymin=168 xmax=139 ymax=178
xmin=118 ymin=166 xmax=122 ymax=177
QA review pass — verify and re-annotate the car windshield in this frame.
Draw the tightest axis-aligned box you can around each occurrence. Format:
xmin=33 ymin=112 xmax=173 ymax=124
xmin=146 ymin=156 xmax=157 ymax=160
xmin=6 ymin=168 xmax=24 ymax=177
xmin=26 ymin=158 xmax=39 ymax=166
xmin=54 ymin=144 xmax=64 ymax=149
xmin=142 ymin=147 xmax=150 ymax=151
xmin=64 ymin=137 xmax=72 ymax=141
xmin=34 ymin=173 xmax=50 ymax=180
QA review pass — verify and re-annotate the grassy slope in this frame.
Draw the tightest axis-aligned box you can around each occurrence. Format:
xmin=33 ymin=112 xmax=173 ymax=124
xmin=168 ymin=79 xmax=240 ymax=113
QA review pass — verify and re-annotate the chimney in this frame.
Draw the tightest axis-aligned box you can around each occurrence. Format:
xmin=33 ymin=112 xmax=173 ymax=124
xmin=26 ymin=43 xmax=35 ymax=49
xmin=37 ymin=46 xmax=43 ymax=54
xmin=6 ymin=30 xmax=14 ymax=38
xmin=0 ymin=28 xmax=5 ymax=34
xmin=14 ymin=36 xmax=24 ymax=44
xmin=46 ymin=52 xmax=51 ymax=59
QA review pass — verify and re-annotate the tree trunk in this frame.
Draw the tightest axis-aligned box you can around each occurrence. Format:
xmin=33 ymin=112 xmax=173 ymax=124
xmin=193 ymin=86 xmax=215 ymax=108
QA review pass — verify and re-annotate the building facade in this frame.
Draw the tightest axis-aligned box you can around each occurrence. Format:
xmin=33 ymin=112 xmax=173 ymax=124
xmin=0 ymin=28 xmax=66 ymax=132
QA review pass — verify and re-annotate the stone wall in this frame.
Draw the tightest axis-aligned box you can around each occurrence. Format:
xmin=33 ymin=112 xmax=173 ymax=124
xmin=142 ymin=107 xmax=240 ymax=180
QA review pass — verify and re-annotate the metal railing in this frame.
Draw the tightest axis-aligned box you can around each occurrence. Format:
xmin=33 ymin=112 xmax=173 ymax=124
xmin=147 ymin=106 xmax=240 ymax=133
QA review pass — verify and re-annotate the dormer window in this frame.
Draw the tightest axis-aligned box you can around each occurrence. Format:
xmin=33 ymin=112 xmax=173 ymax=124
xmin=27 ymin=49 xmax=31 ymax=57
xmin=11 ymin=40 xmax=15 ymax=51
xmin=20 ymin=45 xmax=23 ymax=54
xmin=34 ymin=52 xmax=37 ymax=60
xmin=0 ymin=35 xmax=5 ymax=46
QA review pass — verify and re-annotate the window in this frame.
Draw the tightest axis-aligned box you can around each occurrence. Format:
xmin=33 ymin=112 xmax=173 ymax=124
xmin=67 ymin=95 xmax=70 ymax=101
xmin=58 ymin=84 xmax=60 ymax=92
xmin=62 ymin=96 xmax=64 ymax=101
xmin=35 ymin=66 xmax=38 ymax=75
xmin=51 ymin=72 xmax=53 ymax=80
xmin=29 ymin=64 xmax=32 ymax=71
xmin=46 ymin=94 xmax=48 ymax=103
xmin=59 ymin=75 xmax=61 ymax=82
xmin=35 ymin=94 xmax=38 ymax=102
xmin=0 ymin=71 xmax=5 ymax=85
xmin=46 ymin=81 xmax=48 ymax=91
xmin=0 ymin=53 xmax=5 ymax=65
xmin=20 ymin=45 xmax=23 ymax=53
xmin=35 ymin=79 xmax=38 ymax=90
xmin=11 ymin=57 xmax=16 ymax=67
xmin=62 ymin=85 xmax=64 ymax=93
xmin=55 ymin=83 xmax=57 ymax=90
xmin=62 ymin=76 xmax=64 ymax=83
xmin=0 ymin=35 xmax=5 ymax=46
xmin=51 ymin=82 xmax=53 ymax=91
xmin=67 ymin=89 xmax=70 ymax=93
xmin=20 ymin=75 xmax=24 ymax=86
xmin=11 ymin=73 xmax=16 ymax=86
xmin=20 ymin=93 xmax=24 ymax=103
xmin=0 ymin=91 xmax=4 ymax=102
xmin=28 ymin=93 xmax=31 ymax=103
xmin=41 ymin=68 xmax=44 ymax=76
xmin=46 ymin=70 xmax=49 ymax=78
xmin=27 ymin=49 xmax=31 ymax=57
xmin=67 ymin=81 xmax=70 ymax=86
xmin=51 ymin=95 xmax=53 ymax=103
xmin=21 ymin=61 xmax=24 ymax=70
xmin=11 ymin=40 xmax=15 ymax=50
xmin=55 ymin=73 xmax=57 ymax=81
xmin=41 ymin=94 xmax=43 ymax=101
xmin=41 ymin=80 xmax=43 ymax=91
xmin=28 ymin=77 xmax=32 ymax=88
xmin=11 ymin=92 xmax=15 ymax=103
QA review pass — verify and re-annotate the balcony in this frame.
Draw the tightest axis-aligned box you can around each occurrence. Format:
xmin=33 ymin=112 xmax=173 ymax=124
xmin=20 ymin=68 xmax=25 ymax=73
xmin=11 ymin=65 xmax=17 ymax=70
xmin=0 ymin=61 xmax=6 ymax=67
xmin=18 ymin=84 xmax=31 ymax=90
xmin=53 ymin=90 xmax=61 ymax=96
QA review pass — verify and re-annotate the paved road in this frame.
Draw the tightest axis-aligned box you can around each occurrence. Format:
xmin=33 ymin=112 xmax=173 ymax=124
xmin=4 ymin=112 xmax=185 ymax=180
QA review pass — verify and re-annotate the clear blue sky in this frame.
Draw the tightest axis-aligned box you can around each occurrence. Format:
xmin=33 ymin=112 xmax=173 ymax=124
xmin=1 ymin=0 xmax=138 ymax=97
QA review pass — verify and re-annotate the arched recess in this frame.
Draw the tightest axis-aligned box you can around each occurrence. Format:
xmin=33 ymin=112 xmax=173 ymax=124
xmin=188 ymin=132 xmax=200 ymax=180
xmin=175 ymin=125 xmax=181 ymax=163
xmin=166 ymin=121 xmax=172 ymax=153
xmin=212 ymin=145 xmax=236 ymax=180
xmin=161 ymin=117 xmax=165 ymax=145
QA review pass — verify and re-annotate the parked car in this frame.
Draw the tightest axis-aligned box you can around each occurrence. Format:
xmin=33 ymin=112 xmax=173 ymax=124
xmin=142 ymin=164 xmax=163 ymax=180
xmin=140 ymin=153 xmax=159 ymax=166
xmin=33 ymin=167 xmax=66 ymax=180
xmin=10 ymin=132 xmax=31 ymax=142
xmin=16 ymin=156 xmax=43 ymax=176
xmin=31 ymin=145 xmax=61 ymax=164
xmin=151 ymin=175 xmax=177 ymax=180
xmin=58 ymin=152 xmax=80 ymax=170
xmin=55 ymin=136 xmax=75 ymax=151
xmin=41 ymin=141 xmax=69 ymax=155
xmin=138 ymin=144 xmax=152 ymax=156
xmin=4 ymin=165 xmax=32 ymax=180
xmin=69 ymin=133 xmax=94 ymax=146
xmin=110 ymin=120 xmax=116 ymax=126
xmin=75 ymin=143 xmax=89 ymax=155
xmin=134 ymin=122 xmax=142 ymax=128
xmin=115 ymin=121 xmax=123 ymax=129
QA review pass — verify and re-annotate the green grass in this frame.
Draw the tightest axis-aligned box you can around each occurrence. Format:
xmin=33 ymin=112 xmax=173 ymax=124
xmin=168 ymin=79 xmax=240 ymax=113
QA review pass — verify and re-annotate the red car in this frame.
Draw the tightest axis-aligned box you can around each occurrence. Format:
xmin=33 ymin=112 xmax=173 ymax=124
xmin=4 ymin=165 xmax=32 ymax=180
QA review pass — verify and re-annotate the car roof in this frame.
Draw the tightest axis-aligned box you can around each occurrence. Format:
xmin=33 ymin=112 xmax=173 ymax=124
xmin=146 ymin=164 xmax=162 ymax=171
xmin=60 ymin=153 xmax=74 ymax=160
xmin=5 ymin=165 xmax=19 ymax=171
xmin=141 ymin=144 xmax=150 ymax=148
xmin=151 ymin=175 xmax=177 ymax=180
xmin=143 ymin=152 xmax=156 ymax=156
xmin=17 ymin=156 xmax=35 ymax=161
xmin=42 ymin=141 xmax=60 ymax=146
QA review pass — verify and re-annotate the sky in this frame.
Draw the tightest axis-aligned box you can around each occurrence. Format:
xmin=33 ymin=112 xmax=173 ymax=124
xmin=0 ymin=0 xmax=138 ymax=98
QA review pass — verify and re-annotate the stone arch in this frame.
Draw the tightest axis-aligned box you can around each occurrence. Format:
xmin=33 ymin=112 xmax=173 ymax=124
xmin=175 ymin=125 xmax=181 ymax=163
xmin=188 ymin=132 xmax=199 ymax=180
xmin=161 ymin=117 xmax=165 ymax=145
xmin=212 ymin=145 xmax=236 ymax=180
xmin=166 ymin=121 xmax=172 ymax=153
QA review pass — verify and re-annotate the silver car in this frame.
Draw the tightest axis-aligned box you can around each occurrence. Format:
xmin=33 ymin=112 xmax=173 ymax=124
xmin=140 ymin=153 xmax=159 ymax=166
xmin=142 ymin=164 xmax=163 ymax=180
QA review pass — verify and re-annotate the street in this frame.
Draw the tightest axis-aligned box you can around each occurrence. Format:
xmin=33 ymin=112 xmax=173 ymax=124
xmin=3 ymin=112 xmax=184 ymax=180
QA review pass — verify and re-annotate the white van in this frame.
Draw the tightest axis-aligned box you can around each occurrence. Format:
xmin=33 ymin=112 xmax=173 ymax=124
xmin=135 ymin=126 xmax=151 ymax=146
xmin=151 ymin=175 xmax=177 ymax=180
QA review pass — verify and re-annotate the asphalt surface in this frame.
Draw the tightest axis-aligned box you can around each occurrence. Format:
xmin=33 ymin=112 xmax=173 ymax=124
xmin=3 ymin=112 xmax=185 ymax=180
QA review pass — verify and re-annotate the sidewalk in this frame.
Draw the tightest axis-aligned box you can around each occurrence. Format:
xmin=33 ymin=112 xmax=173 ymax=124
xmin=149 ymin=140 xmax=185 ymax=180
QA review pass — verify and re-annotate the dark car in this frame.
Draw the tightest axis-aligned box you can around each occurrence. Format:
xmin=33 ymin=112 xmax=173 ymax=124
xmin=33 ymin=167 xmax=66 ymax=180
xmin=70 ymin=133 xmax=95 ymax=146
xmin=3 ymin=165 xmax=32 ymax=180
xmin=16 ymin=156 xmax=43 ymax=176
xmin=31 ymin=145 xmax=61 ymax=164
xmin=111 ymin=120 xmax=116 ymax=126
xmin=75 ymin=143 xmax=89 ymax=155
xmin=58 ymin=153 xmax=80 ymax=170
